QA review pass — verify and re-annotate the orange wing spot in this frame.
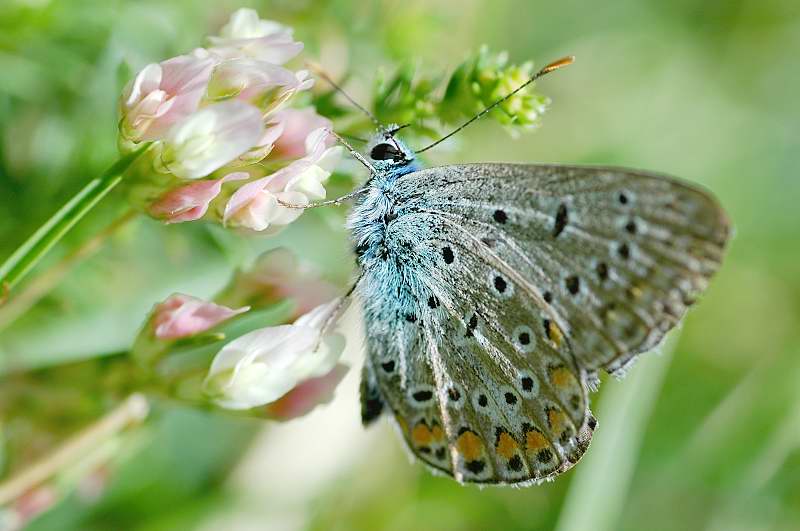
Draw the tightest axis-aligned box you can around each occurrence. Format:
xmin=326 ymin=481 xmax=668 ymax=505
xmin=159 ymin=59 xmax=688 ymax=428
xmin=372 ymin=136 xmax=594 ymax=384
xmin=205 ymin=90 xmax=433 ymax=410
xmin=548 ymin=408 xmax=567 ymax=433
xmin=525 ymin=430 xmax=549 ymax=452
xmin=411 ymin=423 xmax=433 ymax=447
xmin=430 ymin=424 xmax=445 ymax=442
xmin=456 ymin=430 xmax=484 ymax=461
xmin=551 ymin=367 xmax=577 ymax=389
xmin=496 ymin=431 xmax=520 ymax=460
xmin=548 ymin=321 xmax=564 ymax=347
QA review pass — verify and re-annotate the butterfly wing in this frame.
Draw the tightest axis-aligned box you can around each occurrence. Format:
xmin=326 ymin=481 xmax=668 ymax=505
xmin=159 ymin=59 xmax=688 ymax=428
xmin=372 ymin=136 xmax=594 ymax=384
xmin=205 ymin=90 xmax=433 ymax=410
xmin=356 ymin=162 xmax=728 ymax=485
xmin=394 ymin=163 xmax=730 ymax=375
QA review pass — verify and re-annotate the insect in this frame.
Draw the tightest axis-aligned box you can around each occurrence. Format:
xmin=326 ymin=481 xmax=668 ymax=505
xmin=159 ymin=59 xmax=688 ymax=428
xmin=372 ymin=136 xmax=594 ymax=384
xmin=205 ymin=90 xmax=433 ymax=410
xmin=301 ymin=57 xmax=730 ymax=485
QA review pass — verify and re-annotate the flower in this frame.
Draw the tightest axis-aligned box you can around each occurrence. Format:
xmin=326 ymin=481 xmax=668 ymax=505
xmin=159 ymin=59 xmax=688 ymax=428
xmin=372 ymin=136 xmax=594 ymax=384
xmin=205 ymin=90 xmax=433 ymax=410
xmin=223 ymin=127 xmax=342 ymax=230
xmin=265 ymin=364 xmax=348 ymax=420
xmin=151 ymin=294 xmax=249 ymax=340
xmin=208 ymin=8 xmax=303 ymax=64
xmin=206 ymin=59 xmax=312 ymax=112
xmin=119 ymin=54 xmax=215 ymax=145
xmin=204 ymin=298 xmax=346 ymax=410
xmin=159 ymin=100 xmax=265 ymax=179
xmin=215 ymin=247 xmax=340 ymax=314
xmin=148 ymin=171 xmax=248 ymax=223
xmin=271 ymin=108 xmax=332 ymax=159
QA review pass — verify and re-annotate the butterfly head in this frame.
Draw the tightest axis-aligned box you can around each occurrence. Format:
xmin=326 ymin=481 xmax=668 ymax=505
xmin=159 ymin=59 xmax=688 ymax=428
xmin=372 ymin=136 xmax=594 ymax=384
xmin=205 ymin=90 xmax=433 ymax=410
xmin=366 ymin=125 xmax=416 ymax=173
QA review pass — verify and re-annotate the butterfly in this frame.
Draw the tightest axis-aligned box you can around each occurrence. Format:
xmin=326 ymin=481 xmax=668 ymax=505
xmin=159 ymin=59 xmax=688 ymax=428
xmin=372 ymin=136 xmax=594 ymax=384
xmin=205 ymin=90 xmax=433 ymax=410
xmin=314 ymin=57 xmax=730 ymax=485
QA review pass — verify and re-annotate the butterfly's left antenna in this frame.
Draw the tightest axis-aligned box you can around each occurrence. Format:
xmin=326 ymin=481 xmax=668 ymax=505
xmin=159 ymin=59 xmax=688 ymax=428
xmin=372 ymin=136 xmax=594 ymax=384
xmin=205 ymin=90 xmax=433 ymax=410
xmin=306 ymin=61 xmax=382 ymax=128
xmin=415 ymin=56 xmax=575 ymax=154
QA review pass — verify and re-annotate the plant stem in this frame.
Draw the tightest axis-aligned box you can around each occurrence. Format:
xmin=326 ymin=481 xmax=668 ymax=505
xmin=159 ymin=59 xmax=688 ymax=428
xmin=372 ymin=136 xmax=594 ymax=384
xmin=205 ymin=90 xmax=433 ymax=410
xmin=0 ymin=393 xmax=150 ymax=505
xmin=554 ymin=334 xmax=678 ymax=531
xmin=0 ymin=209 xmax=138 ymax=332
xmin=0 ymin=145 xmax=149 ymax=296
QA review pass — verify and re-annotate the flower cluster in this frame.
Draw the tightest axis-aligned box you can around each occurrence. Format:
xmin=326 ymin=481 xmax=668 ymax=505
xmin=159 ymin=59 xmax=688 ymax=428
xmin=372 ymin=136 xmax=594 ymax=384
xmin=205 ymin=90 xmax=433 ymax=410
xmin=132 ymin=249 xmax=348 ymax=417
xmin=119 ymin=8 xmax=342 ymax=231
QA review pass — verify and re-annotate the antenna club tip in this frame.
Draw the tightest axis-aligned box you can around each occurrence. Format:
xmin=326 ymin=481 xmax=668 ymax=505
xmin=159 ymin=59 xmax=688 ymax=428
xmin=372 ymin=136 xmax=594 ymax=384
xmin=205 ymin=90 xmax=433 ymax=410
xmin=541 ymin=55 xmax=575 ymax=74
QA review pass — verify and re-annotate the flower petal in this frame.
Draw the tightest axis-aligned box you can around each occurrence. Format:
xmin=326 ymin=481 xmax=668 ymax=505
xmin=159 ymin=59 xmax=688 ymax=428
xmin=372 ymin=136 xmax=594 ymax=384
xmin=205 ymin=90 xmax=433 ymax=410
xmin=152 ymin=293 xmax=249 ymax=340
xmin=149 ymin=172 xmax=248 ymax=223
xmin=162 ymin=100 xmax=265 ymax=179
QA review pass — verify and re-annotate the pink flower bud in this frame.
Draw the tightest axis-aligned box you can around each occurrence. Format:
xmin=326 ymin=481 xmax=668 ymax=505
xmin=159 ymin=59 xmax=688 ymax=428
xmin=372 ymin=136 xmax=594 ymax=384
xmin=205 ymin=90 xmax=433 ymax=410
xmin=151 ymin=294 xmax=249 ymax=340
xmin=148 ymin=172 xmax=249 ymax=223
xmin=271 ymin=108 xmax=332 ymax=159
xmin=119 ymin=54 xmax=215 ymax=144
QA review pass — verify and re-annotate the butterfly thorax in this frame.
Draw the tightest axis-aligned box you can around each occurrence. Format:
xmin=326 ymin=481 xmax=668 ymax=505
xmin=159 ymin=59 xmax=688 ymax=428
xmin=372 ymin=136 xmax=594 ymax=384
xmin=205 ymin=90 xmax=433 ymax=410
xmin=347 ymin=133 xmax=422 ymax=269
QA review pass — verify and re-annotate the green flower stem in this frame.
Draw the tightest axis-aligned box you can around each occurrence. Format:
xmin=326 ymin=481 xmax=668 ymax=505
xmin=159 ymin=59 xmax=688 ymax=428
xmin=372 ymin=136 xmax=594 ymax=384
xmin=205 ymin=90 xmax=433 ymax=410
xmin=554 ymin=333 xmax=678 ymax=531
xmin=0 ymin=145 xmax=149 ymax=295
xmin=0 ymin=393 xmax=149 ymax=505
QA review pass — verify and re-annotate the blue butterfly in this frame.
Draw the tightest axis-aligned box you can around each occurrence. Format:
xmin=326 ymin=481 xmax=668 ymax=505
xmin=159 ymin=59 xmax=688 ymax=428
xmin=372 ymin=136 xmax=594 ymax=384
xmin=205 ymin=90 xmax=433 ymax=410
xmin=310 ymin=57 xmax=729 ymax=485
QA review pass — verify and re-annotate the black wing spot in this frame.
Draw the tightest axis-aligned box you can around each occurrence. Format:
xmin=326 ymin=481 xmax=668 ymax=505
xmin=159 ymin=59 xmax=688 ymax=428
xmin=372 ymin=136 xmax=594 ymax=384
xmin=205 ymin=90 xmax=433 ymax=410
xmin=543 ymin=291 xmax=553 ymax=304
xmin=596 ymin=261 xmax=609 ymax=281
xmin=478 ymin=394 xmax=488 ymax=407
xmin=427 ymin=295 xmax=439 ymax=309
xmin=381 ymin=360 xmax=395 ymax=373
xmin=521 ymin=376 xmax=534 ymax=392
xmin=466 ymin=313 xmax=479 ymax=337
xmin=617 ymin=243 xmax=631 ymax=260
xmin=537 ymin=448 xmax=553 ymax=463
xmin=504 ymin=392 xmax=518 ymax=405
xmin=553 ymin=203 xmax=568 ymax=237
xmin=442 ymin=246 xmax=454 ymax=264
xmin=625 ymin=220 xmax=637 ymax=234
xmin=448 ymin=387 xmax=461 ymax=402
xmin=493 ymin=276 xmax=507 ymax=293
xmin=508 ymin=455 xmax=523 ymax=471
xmin=465 ymin=460 xmax=486 ymax=474
xmin=565 ymin=275 xmax=580 ymax=295
xmin=618 ymin=192 xmax=629 ymax=205
xmin=493 ymin=209 xmax=508 ymax=224
xmin=518 ymin=332 xmax=531 ymax=345
xmin=404 ymin=313 xmax=417 ymax=323
xmin=413 ymin=390 xmax=433 ymax=402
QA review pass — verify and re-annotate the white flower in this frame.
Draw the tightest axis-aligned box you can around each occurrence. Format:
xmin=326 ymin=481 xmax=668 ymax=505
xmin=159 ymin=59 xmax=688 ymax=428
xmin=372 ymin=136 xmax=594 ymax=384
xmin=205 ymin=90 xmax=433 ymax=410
xmin=160 ymin=100 xmax=264 ymax=179
xmin=119 ymin=53 xmax=215 ymax=144
xmin=206 ymin=59 xmax=312 ymax=111
xmin=222 ymin=127 xmax=342 ymax=231
xmin=208 ymin=8 xmax=303 ymax=64
xmin=204 ymin=299 xmax=346 ymax=410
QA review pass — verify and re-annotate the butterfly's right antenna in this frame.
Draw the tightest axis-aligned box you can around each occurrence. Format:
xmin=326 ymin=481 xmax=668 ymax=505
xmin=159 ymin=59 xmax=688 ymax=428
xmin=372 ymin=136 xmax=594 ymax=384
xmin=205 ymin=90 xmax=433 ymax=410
xmin=306 ymin=61 xmax=382 ymax=128
xmin=414 ymin=55 xmax=575 ymax=154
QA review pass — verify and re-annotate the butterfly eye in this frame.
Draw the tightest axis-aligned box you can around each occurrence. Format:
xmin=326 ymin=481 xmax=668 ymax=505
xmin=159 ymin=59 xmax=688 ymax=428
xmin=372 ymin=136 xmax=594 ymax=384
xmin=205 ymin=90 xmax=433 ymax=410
xmin=370 ymin=142 xmax=403 ymax=161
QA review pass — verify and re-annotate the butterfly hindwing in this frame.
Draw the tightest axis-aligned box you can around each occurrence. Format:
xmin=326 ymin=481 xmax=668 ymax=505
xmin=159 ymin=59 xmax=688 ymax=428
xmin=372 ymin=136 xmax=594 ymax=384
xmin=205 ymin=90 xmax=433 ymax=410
xmin=357 ymin=196 xmax=595 ymax=484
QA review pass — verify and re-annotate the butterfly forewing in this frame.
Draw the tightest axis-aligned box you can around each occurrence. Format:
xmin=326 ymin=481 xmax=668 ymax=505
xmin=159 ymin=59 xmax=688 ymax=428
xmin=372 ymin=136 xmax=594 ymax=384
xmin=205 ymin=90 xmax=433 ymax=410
xmin=394 ymin=163 xmax=730 ymax=375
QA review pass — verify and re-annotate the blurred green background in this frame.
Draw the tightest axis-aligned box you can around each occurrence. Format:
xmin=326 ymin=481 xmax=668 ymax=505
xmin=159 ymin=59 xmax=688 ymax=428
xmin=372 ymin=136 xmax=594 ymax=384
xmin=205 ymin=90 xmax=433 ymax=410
xmin=1 ymin=0 xmax=799 ymax=529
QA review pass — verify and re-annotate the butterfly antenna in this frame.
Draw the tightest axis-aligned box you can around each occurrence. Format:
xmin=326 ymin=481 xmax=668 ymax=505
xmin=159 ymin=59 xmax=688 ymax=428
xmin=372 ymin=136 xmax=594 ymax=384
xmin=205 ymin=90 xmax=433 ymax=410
xmin=414 ymin=55 xmax=575 ymax=154
xmin=306 ymin=61 xmax=382 ymax=128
